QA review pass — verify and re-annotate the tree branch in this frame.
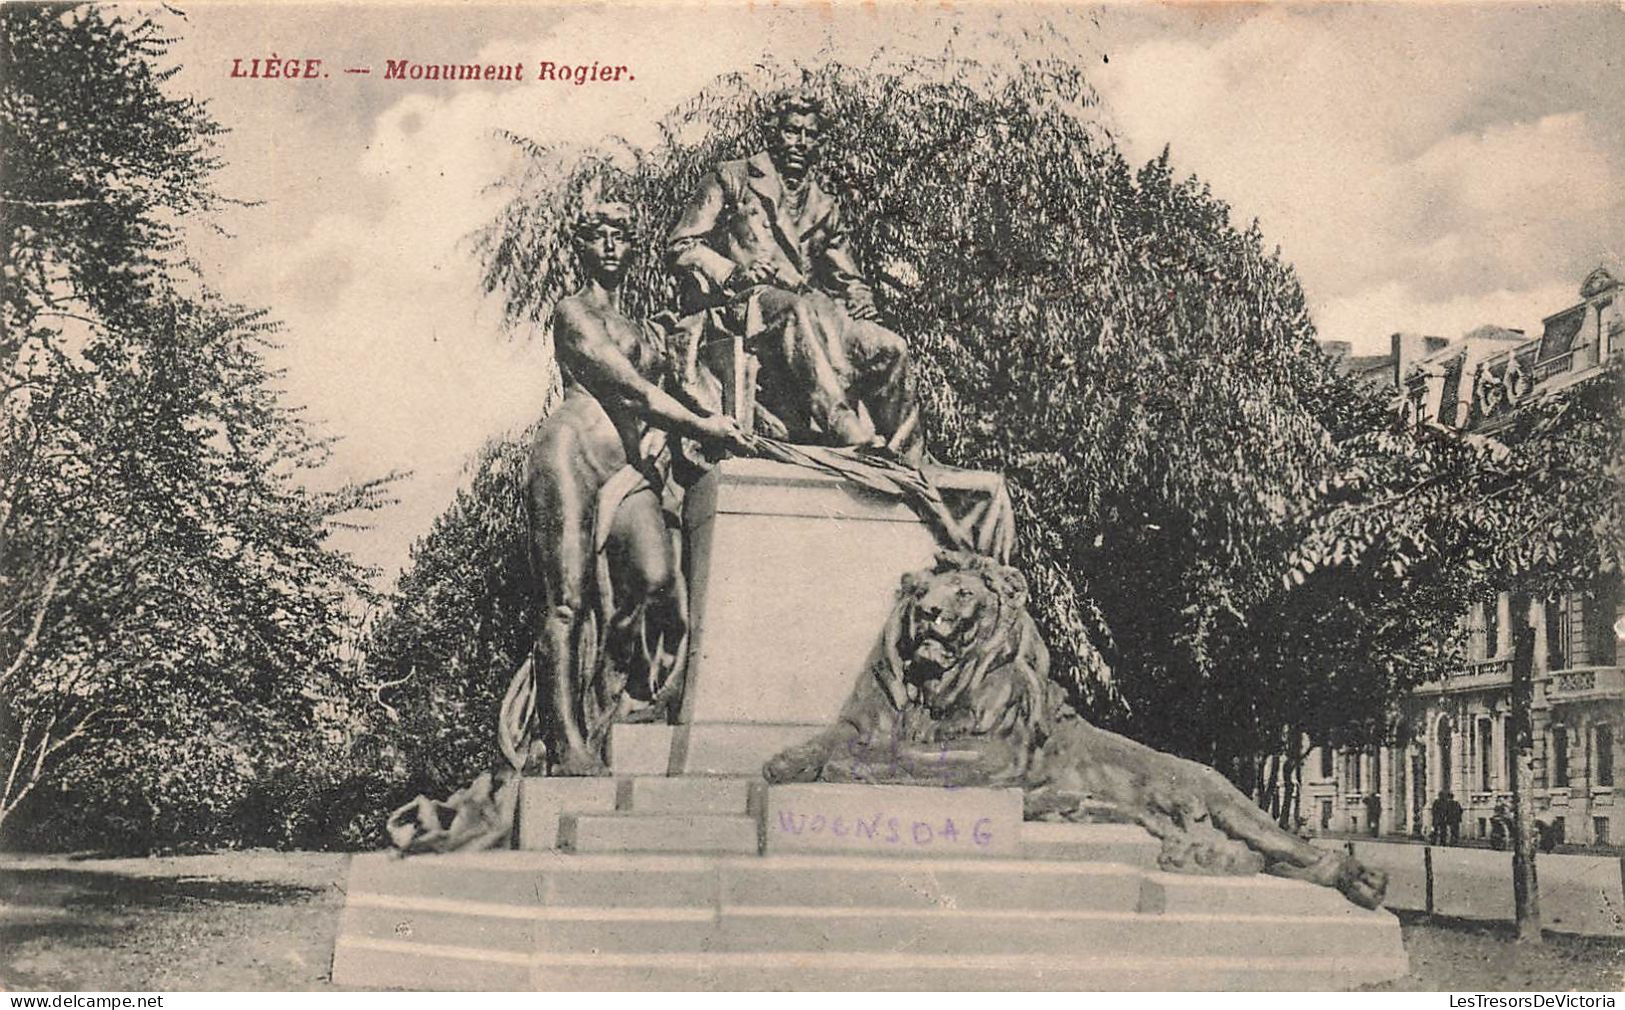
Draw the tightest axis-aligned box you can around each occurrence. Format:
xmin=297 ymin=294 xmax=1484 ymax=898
xmin=0 ymin=198 xmax=102 ymax=209
xmin=0 ymin=557 xmax=69 ymax=690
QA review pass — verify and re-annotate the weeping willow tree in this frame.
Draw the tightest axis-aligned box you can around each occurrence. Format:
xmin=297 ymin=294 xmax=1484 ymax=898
xmin=440 ymin=48 xmax=1484 ymax=785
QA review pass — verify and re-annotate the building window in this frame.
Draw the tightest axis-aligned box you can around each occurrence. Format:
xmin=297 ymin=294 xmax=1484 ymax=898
xmin=1595 ymin=818 xmax=1611 ymax=846
xmin=1484 ymin=595 xmax=1500 ymax=659
xmin=1319 ymin=746 xmax=1333 ymax=780
xmin=1552 ymin=726 xmax=1570 ymax=788
xmin=1506 ymin=716 xmax=1517 ymax=785
xmin=1479 ymin=717 xmax=1494 ymax=790
xmin=1320 ymin=798 xmax=1333 ymax=830
xmin=1351 ymin=751 xmax=1362 ymax=792
xmin=1598 ymin=725 xmax=1615 ymax=788
xmin=1545 ymin=597 xmax=1568 ymax=670
xmin=1587 ymin=579 xmax=1619 ymax=666
xmin=1439 ymin=718 xmax=1454 ymax=791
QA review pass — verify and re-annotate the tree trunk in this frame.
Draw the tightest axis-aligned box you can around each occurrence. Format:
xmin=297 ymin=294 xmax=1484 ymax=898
xmin=1510 ymin=626 xmax=1542 ymax=943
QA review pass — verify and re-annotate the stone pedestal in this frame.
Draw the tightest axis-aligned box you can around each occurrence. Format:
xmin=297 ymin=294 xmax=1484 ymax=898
xmin=671 ymin=458 xmax=1005 ymax=775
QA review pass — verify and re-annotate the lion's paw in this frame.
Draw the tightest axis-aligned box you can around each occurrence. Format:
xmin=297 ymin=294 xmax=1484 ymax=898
xmin=763 ymin=745 xmax=825 ymax=784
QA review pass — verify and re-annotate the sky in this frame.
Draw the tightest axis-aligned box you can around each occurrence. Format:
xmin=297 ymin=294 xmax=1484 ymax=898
xmin=156 ymin=1 xmax=1625 ymax=583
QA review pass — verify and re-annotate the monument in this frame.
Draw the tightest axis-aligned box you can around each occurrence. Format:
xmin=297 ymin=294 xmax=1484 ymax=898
xmin=343 ymin=91 xmax=1407 ymax=991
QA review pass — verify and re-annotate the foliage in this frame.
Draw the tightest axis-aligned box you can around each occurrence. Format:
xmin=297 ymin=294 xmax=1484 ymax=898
xmin=1 ymin=4 xmax=389 ymax=850
xmin=356 ymin=436 xmax=536 ymax=807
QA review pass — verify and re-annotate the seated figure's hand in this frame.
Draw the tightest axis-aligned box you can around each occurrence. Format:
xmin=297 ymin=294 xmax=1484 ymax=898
xmin=694 ymin=413 xmax=755 ymax=458
xmin=728 ymin=260 xmax=780 ymax=294
xmin=845 ymin=288 xmax=879 ymax=321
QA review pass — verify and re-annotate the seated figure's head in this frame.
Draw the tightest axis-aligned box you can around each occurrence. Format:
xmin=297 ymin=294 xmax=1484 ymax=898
xmin=572 ymin=201 xmax=637 ymax=283
xmin=766 ymin=90 xmax=822 ymax=180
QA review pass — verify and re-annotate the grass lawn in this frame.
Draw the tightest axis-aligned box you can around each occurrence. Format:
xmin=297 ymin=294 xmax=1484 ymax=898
xmin=1 ymin=851 xmax=1620 ymax=991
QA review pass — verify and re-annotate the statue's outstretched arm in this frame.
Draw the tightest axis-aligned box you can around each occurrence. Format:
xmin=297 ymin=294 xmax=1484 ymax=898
xmin=553 ymin=303 xmax=734 ymax=447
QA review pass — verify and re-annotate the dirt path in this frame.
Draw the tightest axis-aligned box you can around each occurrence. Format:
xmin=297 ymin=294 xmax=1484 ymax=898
xmin=0 ymin=851 xmax=350 ymax=991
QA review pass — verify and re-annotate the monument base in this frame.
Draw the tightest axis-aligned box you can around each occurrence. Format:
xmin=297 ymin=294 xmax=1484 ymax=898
xmin=671 ymin=459 xmax=1006 ymax=776
xmin=334 ymin=778 xmax=1410 ymax=991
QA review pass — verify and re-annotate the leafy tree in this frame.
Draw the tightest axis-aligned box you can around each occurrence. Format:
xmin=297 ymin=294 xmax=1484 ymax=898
xmin=357 ymin=435 xmax=536 ymax=804
xmin=1 ymin=4 xmax=388 ymax=847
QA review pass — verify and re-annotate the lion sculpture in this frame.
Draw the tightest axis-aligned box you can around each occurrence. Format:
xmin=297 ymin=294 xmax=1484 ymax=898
xmin=765 ymin=550 xmax=1388 ymax=909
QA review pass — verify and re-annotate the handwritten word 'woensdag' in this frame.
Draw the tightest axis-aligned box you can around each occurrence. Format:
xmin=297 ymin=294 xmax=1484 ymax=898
xmin=775 ymin=811 xmax=995 ymax=847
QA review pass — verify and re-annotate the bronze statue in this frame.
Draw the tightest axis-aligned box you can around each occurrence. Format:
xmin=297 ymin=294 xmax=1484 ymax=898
xmin=765 ymin=551 xmax=1390 ymax=909
xmin=523 ymin=203 xmax=751 ymax=775
xmin=668 ymin=92 xmax=922 ymax=463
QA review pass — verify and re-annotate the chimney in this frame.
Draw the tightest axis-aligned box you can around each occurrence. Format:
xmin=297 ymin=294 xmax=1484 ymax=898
xmin=1391 ymin=332 xmax=1441 ymax=387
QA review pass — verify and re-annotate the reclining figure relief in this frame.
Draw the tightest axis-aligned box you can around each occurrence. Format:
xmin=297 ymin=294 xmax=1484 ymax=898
xmin=765 ymin=550 xmax=1390 ymax=910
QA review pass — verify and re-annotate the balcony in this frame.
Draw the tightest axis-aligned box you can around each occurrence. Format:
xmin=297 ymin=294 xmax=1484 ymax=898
xmin=1419 ymin=656 xmax=1513 ymax=694
xmin=1543 ymin=665 xmax=1624 ymax=704
xmin=1532 ymin=351 xmax=1575 ymax=381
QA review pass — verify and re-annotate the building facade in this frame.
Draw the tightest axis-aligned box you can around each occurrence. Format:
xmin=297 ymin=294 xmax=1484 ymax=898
xmin=1312 ymin=267 xmax=1624 ymax=848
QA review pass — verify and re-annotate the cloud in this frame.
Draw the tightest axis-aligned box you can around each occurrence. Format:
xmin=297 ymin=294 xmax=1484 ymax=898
xmin=1315 ymin=279 xmax=1577 ymax=354
xmin=172 ymin=4 xmax=1623 ymax=577
xmin=1094 ymin=5 xmax=1624 ymax=353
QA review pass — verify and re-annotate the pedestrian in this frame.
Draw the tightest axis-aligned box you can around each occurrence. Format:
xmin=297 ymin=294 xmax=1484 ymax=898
xmin=1490 ymin=802 xmax=1510 ymax=850
xmin=1429 ymin=792 xmax=1449 ymax=845
xmin=1444 ymin=792 xmax=1463 ymax=845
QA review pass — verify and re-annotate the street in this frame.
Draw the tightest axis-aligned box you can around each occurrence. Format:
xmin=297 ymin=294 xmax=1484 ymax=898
xmin=1316 ymin=838 xmax=1625 ymax=936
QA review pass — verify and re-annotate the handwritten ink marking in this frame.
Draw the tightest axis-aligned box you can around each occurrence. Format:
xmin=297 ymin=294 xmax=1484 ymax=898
xmin=773 ymin=809 xmax=997 ymax=849
xmin=973 ymin=818 xmax=993 ymax=847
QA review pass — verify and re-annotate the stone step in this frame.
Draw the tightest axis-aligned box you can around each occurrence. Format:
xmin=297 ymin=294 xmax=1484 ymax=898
xmin=341 ymin=898 xmax=1401 ymax=969
xmin=717 ymin=905 xmax=1402 ymax=960
xmin=348 ymin=851 xmax=1150 ymax=912
xmin=1142 ymin=870 xmax=1360 ymax=917
xmin=333 ymin=937 xmax=532 ymax=992
xmin=520 ymin=905 xmax=1402 ymax=961
xmin=722 ymin=854 xmax=1149 ymax=912
xmin=670 ymin=723 xmax=827 ymax=776
xmin=334 ymin=850 xmax=1411 ymax=990
xmin=1021 ymin=821 xmax=1162 ymax=867
xmin=334 ymin=939 xmax=1408 ymax=991
xmin=619 ymin=775 xmax=758 ymax=816
xmin=558 ymin=812 xmax=760 ymax=855
xmin=348 ymin=850 xmax=719 ymax=907
xmin=348 ymin=848 xmax=1363 ymax=920
xmin=517 ymin=778 xmax=618 ymax=850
